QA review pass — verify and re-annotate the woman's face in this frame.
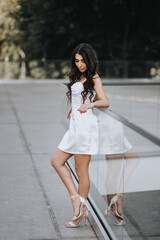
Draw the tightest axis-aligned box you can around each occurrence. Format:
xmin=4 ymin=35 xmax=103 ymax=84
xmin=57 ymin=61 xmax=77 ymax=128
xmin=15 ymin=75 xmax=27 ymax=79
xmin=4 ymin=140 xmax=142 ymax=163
xmin=75 ymin=53 xmax=87 ymax=73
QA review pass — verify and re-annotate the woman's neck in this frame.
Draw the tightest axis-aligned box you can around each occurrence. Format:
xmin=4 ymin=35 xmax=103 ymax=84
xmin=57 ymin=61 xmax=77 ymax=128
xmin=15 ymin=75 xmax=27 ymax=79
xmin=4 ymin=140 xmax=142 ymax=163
xmin=80 ymin=73 xmax=85 ymax=79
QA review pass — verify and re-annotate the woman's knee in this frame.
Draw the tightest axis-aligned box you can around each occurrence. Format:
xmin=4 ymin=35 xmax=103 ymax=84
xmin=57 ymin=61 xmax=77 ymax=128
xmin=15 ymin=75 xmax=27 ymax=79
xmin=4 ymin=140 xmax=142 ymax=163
xmin=51 ymin=155 xmax=59 ymax=169
xmin=75 ymin=166 xmax=80 ymax=177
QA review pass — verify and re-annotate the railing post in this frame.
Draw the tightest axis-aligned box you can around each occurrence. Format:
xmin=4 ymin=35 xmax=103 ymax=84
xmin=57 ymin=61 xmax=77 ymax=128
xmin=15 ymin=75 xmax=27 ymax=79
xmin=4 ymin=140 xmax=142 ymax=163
xmin=4 ymin=56 xmax=9 ymax=79
xmin=41 ymin=58 xmax=47 ymax=79
xmin=19 ymin=49 xmax=26 ymax=80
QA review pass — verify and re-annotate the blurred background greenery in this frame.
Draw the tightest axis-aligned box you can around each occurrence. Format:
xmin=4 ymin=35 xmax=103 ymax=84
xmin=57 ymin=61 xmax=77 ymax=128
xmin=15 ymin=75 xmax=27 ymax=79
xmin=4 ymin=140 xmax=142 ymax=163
xmin=0 ymin=0 xmax=160 ymax=79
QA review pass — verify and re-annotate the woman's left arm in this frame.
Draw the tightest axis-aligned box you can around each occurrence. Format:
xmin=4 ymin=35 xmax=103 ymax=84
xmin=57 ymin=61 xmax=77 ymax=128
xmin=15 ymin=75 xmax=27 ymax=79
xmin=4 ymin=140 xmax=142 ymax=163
xmin=90 ymin=75 xmax=109 ymax=108
xmin=77 ymin=75 xmax=109 ymax=113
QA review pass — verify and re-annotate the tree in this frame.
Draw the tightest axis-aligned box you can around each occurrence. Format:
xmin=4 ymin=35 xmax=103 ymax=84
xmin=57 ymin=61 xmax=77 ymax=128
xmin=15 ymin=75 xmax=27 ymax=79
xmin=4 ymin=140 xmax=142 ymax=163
xmin=0 ymin=0 xmax=21 ymax=60
xmin=1 ymin=0 xmax=160 ymax=61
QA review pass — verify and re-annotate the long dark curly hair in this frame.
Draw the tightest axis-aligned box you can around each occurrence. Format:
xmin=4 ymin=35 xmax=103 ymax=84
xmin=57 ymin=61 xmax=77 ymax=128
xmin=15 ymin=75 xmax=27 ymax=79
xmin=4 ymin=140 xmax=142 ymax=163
xmin=66 ymin=43 xmax=98 ymax=104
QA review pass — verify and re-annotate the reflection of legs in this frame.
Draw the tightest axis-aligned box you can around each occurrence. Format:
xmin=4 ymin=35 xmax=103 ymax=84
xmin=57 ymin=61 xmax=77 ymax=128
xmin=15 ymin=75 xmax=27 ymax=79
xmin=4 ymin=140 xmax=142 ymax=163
xmin=118 ymin=150 xmax=140 ymax=194
xmin=117 ymin=150 xmax=140 ymax=217
xmin=105 ymin=154 xmax=126 ymax=225
xmin=105 ymin=151 xmax=139 ymax=225
xmin=106 ymin=154 xmax=123 ymax=197
xmin=51 ymin=148 xmax=81 ymax=217
xmin=74 ymin=154 xmax=91 ymax=199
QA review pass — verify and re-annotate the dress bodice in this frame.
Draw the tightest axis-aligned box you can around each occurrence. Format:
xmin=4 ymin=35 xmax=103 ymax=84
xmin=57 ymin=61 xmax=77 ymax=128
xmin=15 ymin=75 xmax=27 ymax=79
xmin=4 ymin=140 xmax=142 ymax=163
xmin=71 ymin=82 xmax=96 ymax=111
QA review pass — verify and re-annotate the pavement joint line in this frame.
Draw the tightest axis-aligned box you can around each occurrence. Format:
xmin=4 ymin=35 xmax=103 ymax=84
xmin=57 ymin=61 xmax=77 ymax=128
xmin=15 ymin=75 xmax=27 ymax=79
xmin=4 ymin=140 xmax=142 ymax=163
xmin=0 ymin=153 xmax=28 ymax=156
xmin=62 ymin=237 xmax=98 ymax=239
xmin=29 ymin=237 xmax=98 ymax=240
xmin=29 ymin=239 xmax=60 ymax=240
xmin=4 ymin=85 xmax=64 ymax=240
xmin=0 ymin=122 xmax=57 ymax=124
xmin=0 ymin=152 xmax=63 ymax=156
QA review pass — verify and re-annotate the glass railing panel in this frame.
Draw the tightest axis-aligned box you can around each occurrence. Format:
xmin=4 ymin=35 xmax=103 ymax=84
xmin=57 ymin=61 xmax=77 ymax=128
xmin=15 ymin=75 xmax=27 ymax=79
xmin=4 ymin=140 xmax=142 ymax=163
xmin=89 ymin=109 xmax=132 ymax=239
xmin=103 ymin=84 xmax=160 ymax=139
xmin=122 ymin=124 xmax=160 ymax=240
xmin=91 ymin=109 xmax=160 ymax=239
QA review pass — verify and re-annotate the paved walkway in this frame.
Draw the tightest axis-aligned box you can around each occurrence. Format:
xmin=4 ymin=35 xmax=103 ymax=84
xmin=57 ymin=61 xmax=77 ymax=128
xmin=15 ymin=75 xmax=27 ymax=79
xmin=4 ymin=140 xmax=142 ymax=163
xmin=0 ymin=81 xmax=98 ymax=240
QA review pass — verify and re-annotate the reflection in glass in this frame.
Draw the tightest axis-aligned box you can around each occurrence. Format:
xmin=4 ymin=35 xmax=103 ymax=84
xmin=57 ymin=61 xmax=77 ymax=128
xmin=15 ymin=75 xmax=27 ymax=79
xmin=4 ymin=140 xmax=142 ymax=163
xmin=97 ymin=111 xmax=139 ymax=225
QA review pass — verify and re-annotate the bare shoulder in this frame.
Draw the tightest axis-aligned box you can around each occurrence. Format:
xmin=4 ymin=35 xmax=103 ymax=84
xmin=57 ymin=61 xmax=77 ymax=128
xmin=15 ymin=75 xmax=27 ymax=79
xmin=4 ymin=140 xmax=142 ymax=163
xmin=93 ymin=73 xmax=102 ymax=86
xmin=93 ymin=73 xmax=100 ymax=80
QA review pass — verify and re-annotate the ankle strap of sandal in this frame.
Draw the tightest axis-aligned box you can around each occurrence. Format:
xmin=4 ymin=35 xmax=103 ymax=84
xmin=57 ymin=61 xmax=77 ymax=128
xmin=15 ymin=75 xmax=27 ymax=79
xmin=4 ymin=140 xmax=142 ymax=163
xmin=118 ymin=193 xmax=124 ymax=197
xmin=79 ymin=196 xmax=86 ymax=203
xmin=70 ymin=194 xmax=79 ymax=199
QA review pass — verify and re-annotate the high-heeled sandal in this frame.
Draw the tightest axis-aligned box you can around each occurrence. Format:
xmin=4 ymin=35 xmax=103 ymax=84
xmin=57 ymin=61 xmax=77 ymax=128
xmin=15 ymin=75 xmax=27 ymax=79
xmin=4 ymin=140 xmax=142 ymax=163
xmin=107 ymin=194 xmax=124 ymax=220
xmin=66 ymin=195 xmax=88 ymax=228
xmin=105 ymin=209 xmax=126 ymax=226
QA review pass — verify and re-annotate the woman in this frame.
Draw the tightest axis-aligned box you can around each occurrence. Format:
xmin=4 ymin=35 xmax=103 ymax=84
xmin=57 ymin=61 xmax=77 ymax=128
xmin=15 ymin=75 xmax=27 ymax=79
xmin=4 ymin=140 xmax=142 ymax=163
xmin=51 ymin=43 xmax=109 ymax=228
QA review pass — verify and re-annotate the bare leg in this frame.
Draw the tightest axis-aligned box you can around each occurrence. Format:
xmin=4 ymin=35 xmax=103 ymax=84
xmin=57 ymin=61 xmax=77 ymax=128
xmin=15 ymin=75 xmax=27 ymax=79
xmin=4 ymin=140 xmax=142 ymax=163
xmin=51 ymin=148 xmax=81 ymax=216
xmin=65 ymin=154 xmax=91 ymax=227
xmin=74 ymin=154 xmax=91 ymax=199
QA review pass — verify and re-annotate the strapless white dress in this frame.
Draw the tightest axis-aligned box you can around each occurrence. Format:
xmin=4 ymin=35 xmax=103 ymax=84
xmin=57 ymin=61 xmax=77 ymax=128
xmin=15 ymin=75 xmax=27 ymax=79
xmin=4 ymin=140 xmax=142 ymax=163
xmin=58 ymin=81 xmax=99 ymax=155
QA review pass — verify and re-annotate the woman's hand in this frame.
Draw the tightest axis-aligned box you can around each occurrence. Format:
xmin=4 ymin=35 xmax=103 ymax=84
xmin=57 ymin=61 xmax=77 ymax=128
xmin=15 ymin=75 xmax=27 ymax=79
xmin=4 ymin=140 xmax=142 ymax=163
xmin=67 ymin=107 xmax=72 ymax=119
xmin=77 ymin=103 xmax=93 ymax=114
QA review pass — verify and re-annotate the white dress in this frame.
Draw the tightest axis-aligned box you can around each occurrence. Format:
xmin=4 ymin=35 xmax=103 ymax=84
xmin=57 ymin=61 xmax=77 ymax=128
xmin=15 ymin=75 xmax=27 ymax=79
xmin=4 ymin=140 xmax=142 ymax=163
xmin=58 ymin=80 xmax=99 ymax=155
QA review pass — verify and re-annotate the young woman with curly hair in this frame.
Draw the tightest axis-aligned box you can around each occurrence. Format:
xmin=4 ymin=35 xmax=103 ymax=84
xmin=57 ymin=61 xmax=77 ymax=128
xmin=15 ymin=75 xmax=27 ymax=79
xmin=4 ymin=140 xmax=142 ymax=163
xmin=51 ymin=43 xmax=109 ymax=227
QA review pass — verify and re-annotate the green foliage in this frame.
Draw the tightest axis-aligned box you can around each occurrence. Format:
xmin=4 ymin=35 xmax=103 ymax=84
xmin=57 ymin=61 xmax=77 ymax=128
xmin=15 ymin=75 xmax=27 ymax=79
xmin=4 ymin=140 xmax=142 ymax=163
xmin=0 ymin=0 xmax=21 ymax=60
xmin=1 ymin=0 xmax=160 ymax=61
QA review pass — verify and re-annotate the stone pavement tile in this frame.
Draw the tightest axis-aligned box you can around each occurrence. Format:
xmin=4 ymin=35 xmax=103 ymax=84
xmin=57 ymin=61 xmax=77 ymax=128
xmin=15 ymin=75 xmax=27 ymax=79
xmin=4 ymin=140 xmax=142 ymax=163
xmin=11 ymin=103 xmax=61 ymax=124
xmin=0 ymin=123 xmax=27 ymax=154
xmin=5 ymin=83 xmax=66 ymax=105
xmin=4 ymin=83 xmax=67 ymax=155
xmin=0 ymin=85 xmax=9 ymax=103
xmin=0 ymin=102 xmax=17 ymax=123
xmin=71 ymin=238 xmax=98 ymax=240
xmin=0 ymin=82 xmax=98 ymax=240
xmin=125 ymin=238 xmax=142 ymax=240
xmin=64 ymin=238 xmax=97 ymax=240
xmin=21 ymin=123 xmax=65 ymax=154
xmin=124 ymin=192 xmax=160 ymax=239
xmin=0 ymin=154 xmax=57 ymax=240
xmin=148 ymin=237 xmax=160 ymax=240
